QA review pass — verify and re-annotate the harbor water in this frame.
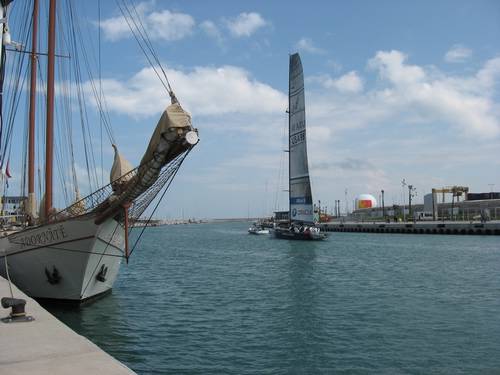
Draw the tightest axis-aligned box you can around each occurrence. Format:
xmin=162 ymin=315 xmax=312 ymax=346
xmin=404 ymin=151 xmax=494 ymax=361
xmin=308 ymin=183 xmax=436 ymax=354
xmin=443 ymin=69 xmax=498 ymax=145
xmin=47 ymin=222 xmax=500 ymax=374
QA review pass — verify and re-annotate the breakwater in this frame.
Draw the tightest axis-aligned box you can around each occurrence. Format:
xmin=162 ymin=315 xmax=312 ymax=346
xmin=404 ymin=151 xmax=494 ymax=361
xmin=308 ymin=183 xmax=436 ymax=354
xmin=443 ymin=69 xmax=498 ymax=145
xmin=320 ymin=220 xmax=500 ymax=235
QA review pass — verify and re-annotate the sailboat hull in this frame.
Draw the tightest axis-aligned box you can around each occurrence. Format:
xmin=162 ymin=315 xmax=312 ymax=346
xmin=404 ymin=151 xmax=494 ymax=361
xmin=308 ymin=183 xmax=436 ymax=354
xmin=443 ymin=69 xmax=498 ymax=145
xmin=272 ymin=227 xmax=326 ymax=241
xmin=0 ymin=215 xmax=124 ymax=302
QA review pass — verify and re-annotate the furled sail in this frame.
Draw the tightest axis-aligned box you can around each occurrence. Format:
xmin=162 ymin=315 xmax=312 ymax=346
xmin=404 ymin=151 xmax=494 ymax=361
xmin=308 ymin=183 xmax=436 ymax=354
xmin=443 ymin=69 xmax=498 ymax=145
xmin=94 ymin=99 xmax=198 ymax=224
xmin=288 ymin=53 xmax=314 ymax=223
xmin=110 ymin=144 xmax=134 ymax=193
xmin=26 ymin=193 xmax=37 ymax=219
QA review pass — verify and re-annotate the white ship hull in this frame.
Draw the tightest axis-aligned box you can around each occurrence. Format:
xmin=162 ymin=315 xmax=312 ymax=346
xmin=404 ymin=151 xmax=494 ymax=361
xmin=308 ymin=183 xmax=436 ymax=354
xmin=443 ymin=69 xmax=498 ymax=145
xmin=0 ymin=214 xmax=125 ymax=302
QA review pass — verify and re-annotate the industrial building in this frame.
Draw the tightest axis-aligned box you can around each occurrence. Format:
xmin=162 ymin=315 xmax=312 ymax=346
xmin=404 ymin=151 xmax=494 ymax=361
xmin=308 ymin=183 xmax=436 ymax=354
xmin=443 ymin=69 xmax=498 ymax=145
xmin=351 ymin=191 xmax=500 ymax=221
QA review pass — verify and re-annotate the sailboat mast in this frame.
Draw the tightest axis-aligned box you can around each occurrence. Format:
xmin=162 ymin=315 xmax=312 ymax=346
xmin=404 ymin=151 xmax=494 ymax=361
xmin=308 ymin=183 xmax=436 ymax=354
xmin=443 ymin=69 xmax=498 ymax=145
xmin=28 ymin=0 xmax=38 ymax=219
xmin=288 ymin=55 xmax=291 ymax=221
xmin=45 ymin=0 xmax=56 ymax=218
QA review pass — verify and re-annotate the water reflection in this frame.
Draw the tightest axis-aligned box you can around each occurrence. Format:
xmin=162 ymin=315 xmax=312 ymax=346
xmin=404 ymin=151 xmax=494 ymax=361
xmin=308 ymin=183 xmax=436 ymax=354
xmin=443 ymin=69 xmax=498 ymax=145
xmin=281 ymin=242 xmax=328 ymax=371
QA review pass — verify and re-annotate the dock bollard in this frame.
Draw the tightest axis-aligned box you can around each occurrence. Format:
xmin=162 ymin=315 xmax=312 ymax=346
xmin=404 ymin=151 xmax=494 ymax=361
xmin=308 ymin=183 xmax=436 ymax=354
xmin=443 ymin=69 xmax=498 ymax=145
xmin=1 ymin=297 xmax=34 ymax=323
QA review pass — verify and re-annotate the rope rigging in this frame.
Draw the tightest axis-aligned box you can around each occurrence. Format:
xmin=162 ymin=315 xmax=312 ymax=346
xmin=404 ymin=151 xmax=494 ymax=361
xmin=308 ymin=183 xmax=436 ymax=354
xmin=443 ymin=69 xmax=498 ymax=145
xmin=116 ymin=0 xmax=175 ymax=98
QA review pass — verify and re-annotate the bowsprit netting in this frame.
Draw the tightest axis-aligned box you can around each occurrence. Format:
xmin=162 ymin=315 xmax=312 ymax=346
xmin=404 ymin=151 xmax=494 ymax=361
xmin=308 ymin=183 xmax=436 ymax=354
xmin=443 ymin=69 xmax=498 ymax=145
xmin=52 ymin=149 xmax=191 ymax=227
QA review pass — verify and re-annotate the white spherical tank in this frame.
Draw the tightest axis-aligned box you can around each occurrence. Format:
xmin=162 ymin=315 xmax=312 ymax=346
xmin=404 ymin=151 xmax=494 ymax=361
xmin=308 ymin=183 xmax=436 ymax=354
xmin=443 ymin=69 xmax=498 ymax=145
xmin=355 ymin=194 xmax=377 ymax=209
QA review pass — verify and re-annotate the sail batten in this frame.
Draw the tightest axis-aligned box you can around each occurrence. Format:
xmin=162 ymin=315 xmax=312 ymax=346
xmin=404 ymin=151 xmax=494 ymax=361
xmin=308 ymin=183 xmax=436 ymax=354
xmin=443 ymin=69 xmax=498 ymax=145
xmin=288 ymin=53 xmax=314 ymax=223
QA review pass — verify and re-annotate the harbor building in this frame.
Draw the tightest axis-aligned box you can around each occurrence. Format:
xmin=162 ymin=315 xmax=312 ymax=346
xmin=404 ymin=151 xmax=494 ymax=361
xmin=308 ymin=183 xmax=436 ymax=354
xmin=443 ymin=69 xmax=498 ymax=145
xmin=1 ymin=195 xmax=26 ymax=223
xmin=351 ymin=192 xmax=500 ymax=221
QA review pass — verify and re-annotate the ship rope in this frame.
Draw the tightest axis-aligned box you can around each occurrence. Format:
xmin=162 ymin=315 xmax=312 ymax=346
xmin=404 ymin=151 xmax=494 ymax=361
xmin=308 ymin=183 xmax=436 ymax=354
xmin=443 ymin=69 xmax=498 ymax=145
xmin=128 ymin=148 xmax=191 ymax=257
xmin=0 ymin=1 xmax=31 ymax=167
xmin=116 ymin=0 xmax=174 ymax=97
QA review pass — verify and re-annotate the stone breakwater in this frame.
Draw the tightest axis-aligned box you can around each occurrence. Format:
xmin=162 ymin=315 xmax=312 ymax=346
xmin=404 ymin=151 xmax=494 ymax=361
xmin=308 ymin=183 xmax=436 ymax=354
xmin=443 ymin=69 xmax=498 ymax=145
xmin=320 ymin=220 xmax=500 ymax=235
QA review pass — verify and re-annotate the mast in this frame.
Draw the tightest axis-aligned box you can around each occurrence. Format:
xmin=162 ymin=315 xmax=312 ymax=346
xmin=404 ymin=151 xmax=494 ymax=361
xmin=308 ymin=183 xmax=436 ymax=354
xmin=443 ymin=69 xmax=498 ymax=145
xmin=0 ymin=2 xmax=6 ymax=144
xmin=45 ymin=0 xmax=56 ymax=219
xmin=288 ymin=54 xmax=291 ymax=221
xmin=28 ymin=0 xmax=38 ymax=220
xmin=0 ymin=1 xmax=12 ymax=150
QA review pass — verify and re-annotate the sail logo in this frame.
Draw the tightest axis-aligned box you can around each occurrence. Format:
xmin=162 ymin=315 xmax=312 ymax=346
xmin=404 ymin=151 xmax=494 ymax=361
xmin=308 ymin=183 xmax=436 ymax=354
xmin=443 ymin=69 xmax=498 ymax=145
xmin=290 ymin=131 xmax=305 ymax=145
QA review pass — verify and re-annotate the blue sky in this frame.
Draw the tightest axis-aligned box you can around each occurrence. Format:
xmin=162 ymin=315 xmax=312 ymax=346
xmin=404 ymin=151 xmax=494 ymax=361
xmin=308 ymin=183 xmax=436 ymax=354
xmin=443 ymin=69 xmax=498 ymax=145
xmin=6 ymin=0 xmax=500 ymax=218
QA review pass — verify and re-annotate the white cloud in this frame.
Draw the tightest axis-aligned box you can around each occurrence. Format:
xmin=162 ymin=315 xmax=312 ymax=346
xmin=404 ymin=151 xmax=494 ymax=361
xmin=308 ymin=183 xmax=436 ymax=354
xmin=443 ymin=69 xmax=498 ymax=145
xmin=200 ymin=20 xmax=222 ymax=42
xmin=100 ymin=2 xmax=195 ymax=42
xmin=301 ymin=49 xmax=500 ymax=193
xmin=295 ymin=37 xmax=325 ymax=55
xmin=476 ymin=56 xmax=500 ymax=92
xmin=366 ymin=50 xmax=499 ymax=136
xmin=94 ymin=50 xmax=499 ymax=139
xmin=95 ymin=65 xmax=287 ymax=117
xmin=225 ymin=12 xmax=267 ymax=37
xmin=445 ymin=44 xmax=472 ymax=63
xmin=368 ymin=50 xmax=425 ymax=86
xmin=321 ymin=71 xmax=364 ymax=93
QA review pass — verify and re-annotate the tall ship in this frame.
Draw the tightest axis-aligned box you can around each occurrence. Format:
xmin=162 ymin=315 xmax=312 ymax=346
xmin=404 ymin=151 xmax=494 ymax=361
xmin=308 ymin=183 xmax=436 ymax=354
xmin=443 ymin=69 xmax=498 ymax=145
xmin=273 ymin=53 xmax=325 ymax=241
xmin=0 ymin=0 xmax=198 ymax=302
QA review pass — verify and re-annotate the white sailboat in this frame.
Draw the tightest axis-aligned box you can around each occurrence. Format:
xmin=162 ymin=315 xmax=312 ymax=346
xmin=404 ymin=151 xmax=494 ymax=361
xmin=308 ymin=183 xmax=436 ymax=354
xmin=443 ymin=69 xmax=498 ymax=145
xmin=273 ymin=53 xmax=325 ymax=241
xmin=0 ymin=0 xmax=199 ymax=302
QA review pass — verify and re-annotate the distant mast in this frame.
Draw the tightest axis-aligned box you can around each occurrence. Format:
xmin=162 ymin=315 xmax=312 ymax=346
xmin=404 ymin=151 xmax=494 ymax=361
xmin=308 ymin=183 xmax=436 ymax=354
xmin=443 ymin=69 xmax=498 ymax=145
xmin=28 ymin=0 xmax=39 ymax=220
xmin=45 ymin=0 xmax=56 ymax=218
xmin=288 ymin=53 xmax=314 ymax=223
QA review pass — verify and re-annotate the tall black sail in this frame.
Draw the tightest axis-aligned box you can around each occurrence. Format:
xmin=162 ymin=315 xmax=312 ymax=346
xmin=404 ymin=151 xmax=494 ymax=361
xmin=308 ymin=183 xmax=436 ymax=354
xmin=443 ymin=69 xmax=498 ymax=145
xmin=288 ymin=53 xmax=313 ymax=223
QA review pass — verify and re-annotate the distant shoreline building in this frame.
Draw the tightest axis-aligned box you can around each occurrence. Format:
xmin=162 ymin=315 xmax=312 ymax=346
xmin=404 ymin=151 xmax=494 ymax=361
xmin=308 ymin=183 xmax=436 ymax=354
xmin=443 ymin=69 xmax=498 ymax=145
xmin=1 ymin=196 xmax=25 ymax=216
xmin=351 ymin=192 xmax=500 ymax=221
xmin=1 ymin=195 xmax=26 ymax=224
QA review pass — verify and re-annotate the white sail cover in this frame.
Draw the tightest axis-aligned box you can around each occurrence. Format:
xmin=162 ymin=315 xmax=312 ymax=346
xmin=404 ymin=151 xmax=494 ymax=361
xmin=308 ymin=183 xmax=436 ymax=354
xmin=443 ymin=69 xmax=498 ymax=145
xmin=140 ymin=103 xmax=192 ymax=166
xmin=110 ymin=144 xmax=134 ymax=191
xmin=289 ymin=53 xmax=314 ymax=223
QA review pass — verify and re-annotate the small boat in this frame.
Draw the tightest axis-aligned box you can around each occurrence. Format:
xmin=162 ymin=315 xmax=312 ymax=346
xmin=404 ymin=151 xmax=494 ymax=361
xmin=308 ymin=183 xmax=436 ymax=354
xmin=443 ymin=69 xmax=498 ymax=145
xmin=272 ymin=53 xmax=326 ymax=241
xmin=248 ymin=223 xmax=270 ymax=235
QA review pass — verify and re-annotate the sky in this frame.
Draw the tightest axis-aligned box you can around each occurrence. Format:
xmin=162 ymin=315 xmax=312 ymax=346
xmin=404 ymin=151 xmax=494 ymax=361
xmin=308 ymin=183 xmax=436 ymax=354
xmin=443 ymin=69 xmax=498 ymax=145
xmin=5 ymin=0 xmax=500 ymax=219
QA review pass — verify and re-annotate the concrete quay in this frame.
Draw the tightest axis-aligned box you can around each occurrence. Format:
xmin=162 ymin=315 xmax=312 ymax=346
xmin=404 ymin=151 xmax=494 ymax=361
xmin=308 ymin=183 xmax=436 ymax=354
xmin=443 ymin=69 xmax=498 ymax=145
xmin=320 ymin=220 xmax=500 ymax=235
xmin=0 ymin=276 xmax=135 ymax=374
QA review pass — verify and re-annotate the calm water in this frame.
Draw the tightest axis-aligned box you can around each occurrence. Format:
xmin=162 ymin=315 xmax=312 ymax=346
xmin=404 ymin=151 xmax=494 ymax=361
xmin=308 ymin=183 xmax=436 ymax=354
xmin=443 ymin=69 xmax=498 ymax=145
xmin=48 ymin=222 xmax=500 ymax=374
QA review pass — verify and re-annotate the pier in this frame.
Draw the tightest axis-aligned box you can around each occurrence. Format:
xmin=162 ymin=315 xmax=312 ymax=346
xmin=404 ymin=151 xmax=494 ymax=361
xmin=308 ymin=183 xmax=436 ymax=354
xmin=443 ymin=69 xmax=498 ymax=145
xmin=0 ymin=276 xmax=135 ymax=374
xmin=320 ymin=220 xmax=500 ymax=235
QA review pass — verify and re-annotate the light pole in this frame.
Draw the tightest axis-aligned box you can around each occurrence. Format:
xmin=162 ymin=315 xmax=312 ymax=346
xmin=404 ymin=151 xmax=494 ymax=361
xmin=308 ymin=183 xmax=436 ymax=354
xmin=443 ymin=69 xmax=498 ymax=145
xmin=488 ymin=184 xmax=495 ymax=200
xmin=344 ymin=188 xmax=348 ymax=216
xmin=401 ymin=179 xmax=407 ymax=221
xmin=381 ymin=189 xmax=385 ymax=219
xmin=408 ymin=185 xmax=416 ymax=220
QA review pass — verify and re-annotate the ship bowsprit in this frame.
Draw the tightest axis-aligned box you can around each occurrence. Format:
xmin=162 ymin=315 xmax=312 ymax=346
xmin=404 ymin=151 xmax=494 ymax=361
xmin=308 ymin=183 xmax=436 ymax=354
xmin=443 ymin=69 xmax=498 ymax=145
xmin=94 ymin=102 xmax=198 ymax=225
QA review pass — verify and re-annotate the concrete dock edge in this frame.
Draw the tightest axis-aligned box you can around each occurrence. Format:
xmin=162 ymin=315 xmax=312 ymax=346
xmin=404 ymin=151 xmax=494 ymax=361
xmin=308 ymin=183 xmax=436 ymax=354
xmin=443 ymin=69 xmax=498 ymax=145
xmin=0 ymin=276 xmax=136 ymax=374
